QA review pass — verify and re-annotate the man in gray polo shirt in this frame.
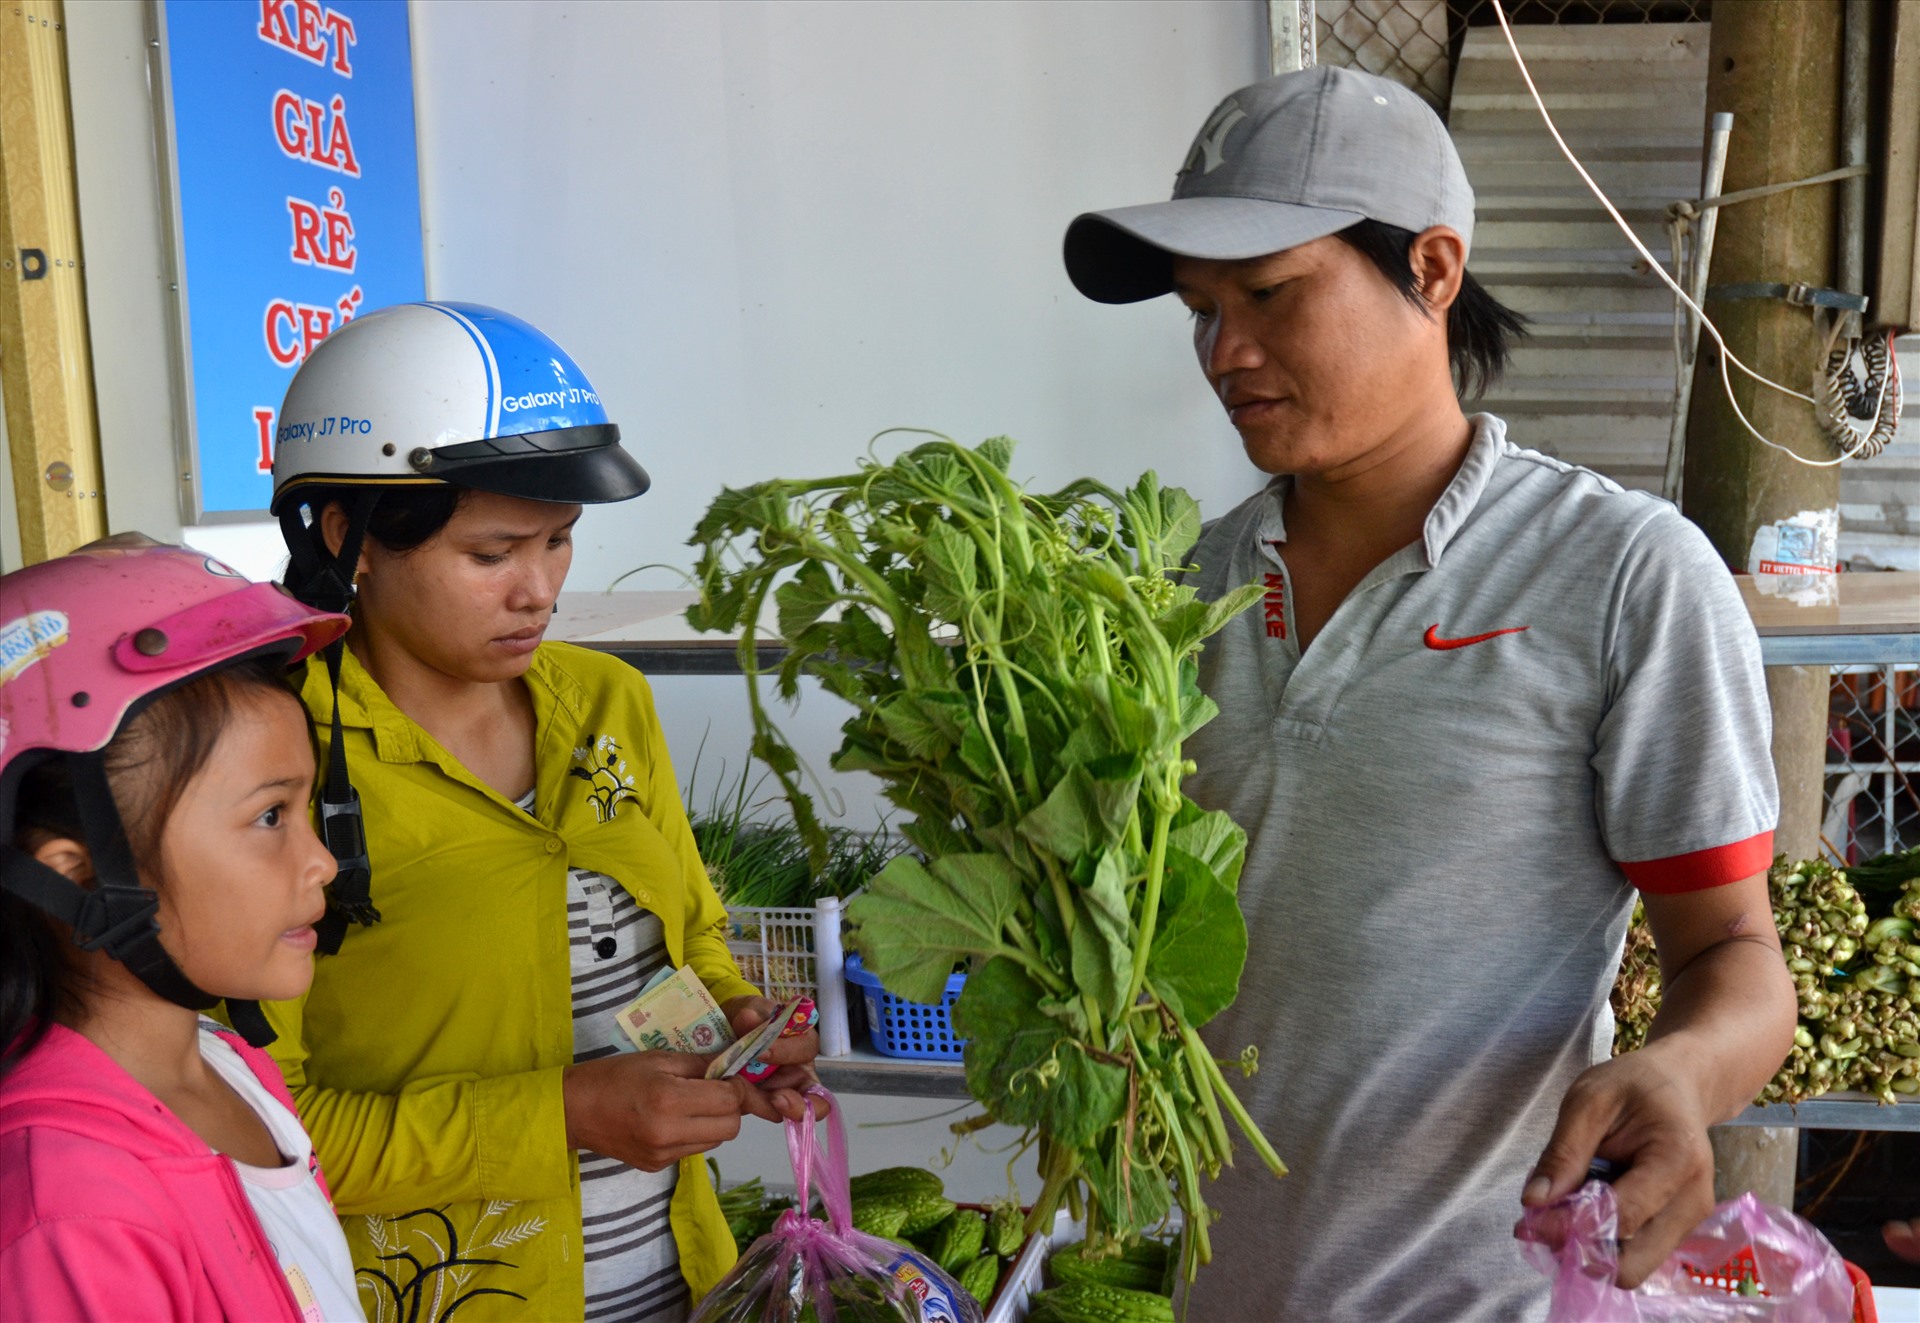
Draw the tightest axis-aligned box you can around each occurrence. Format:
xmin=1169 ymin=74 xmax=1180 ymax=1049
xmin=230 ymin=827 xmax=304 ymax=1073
xmin=1063 ymin=67 xmax=1797 ymax=1320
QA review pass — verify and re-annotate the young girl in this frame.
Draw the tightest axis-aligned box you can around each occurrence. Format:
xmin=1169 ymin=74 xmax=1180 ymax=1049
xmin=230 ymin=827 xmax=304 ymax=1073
xmin=0 ymin=534 xmax=362 ymax=1321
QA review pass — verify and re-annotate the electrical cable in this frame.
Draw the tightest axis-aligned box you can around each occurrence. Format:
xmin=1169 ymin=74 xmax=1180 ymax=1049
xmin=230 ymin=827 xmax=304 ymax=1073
xmin=1488 ymin=0 xmax=1890 ymax=469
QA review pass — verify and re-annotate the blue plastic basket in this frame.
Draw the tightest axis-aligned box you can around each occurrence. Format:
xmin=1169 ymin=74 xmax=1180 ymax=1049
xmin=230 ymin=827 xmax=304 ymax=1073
xmin=843 ymin=953 xmax=967 ymax=1061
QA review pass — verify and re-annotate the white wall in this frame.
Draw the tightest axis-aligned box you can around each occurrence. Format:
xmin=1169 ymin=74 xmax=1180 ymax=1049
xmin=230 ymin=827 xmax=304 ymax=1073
xmin=63 ymin=0 xmax=1269 ymax=574
xmin=407 ymin=0 xmax=1267 ymax=592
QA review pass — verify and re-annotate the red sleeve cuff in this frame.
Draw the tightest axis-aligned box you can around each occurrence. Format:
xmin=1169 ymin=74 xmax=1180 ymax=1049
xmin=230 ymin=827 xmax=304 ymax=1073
xmin=1619 ymin=831 xmax=1774 ymax=895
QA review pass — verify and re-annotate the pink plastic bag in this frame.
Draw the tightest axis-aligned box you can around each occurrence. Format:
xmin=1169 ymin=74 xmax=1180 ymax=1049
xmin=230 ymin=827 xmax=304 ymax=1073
xmin=1516 ymin=1181 xmax=1856 ymax=1322
xmin=690 ymin=1085 xmax=984 ymax=1323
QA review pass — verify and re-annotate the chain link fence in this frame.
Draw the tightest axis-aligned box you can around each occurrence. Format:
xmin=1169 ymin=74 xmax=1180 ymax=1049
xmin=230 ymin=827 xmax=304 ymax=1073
xmin=1310 ymin=0 xmax=1712 ymax=115
xmin=1826 ymin=664 xmax=1920 ymax=864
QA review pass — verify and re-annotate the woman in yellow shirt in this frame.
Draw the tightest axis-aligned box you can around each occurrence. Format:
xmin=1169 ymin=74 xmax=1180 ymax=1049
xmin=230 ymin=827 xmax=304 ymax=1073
xmin=258 ymin=303 xmax=816 ymax=1323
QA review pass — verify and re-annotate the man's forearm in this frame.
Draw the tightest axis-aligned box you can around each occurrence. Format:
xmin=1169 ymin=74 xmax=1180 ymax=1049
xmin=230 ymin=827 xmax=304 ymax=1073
xmin=1643 ymin=936 xmax=1797 ymax=1122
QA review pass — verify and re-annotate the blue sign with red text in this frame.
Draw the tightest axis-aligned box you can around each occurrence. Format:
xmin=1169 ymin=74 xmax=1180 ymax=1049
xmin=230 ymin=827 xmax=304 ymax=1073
xmin=163 ymin=0 xmax=424 ymax=515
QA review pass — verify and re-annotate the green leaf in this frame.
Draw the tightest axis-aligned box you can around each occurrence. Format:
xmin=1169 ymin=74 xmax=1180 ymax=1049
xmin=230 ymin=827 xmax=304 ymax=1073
xmin=876 ymin=693 xmax=958 ymax=762
xmin=775 ymin=560 xmax=839 ymax=641
xmin=1036 ymin=993 xmax=1090 ymax=1038
xmin=1155 ymin=598 xmax=1213 ymax=658
xmin=921 ymin=522 xmax=980 ymax=623
xmin=1173 ymin=660 xmax=1219 ymax=743
xmin=1055 ymin=718 xmax=1117 ymax=771
xmin=977 ymin=436 xmax=1016 ymax=473
xmin=1070 ymin=850 xmax=1135 ymax=1021
xmin=1168 ymin=804 xmax=1247 ymax=894
xmin=835 ymin=604 xmax=895 ymax=663
xmin=847 ymin=853 xmax=1023 ymax=1004
xmin=1146 ymin=847 xmax=1246 ymax=1027
xmin=1081 ymin=1131 xmax=1173 ymax=1230
xmin=1016 ymin=759 xmax=1142 ymax=862
xmin=958 ymin=718 xmax=1002 ymax=785
xmin=953 ymin=958 xmax=1126 ymax=1149
xmin=1155 ymin=486 xmax=1202 ymax=567
xmin=1080 ymin=675 xmax=1165 ymax=756
xmin=899 ymin=816 xmax=971 ymax=860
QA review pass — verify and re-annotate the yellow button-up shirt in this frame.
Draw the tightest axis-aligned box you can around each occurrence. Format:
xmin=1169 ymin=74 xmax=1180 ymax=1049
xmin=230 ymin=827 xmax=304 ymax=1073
xmin=262 ymin=641 xmax=752 ymax=1322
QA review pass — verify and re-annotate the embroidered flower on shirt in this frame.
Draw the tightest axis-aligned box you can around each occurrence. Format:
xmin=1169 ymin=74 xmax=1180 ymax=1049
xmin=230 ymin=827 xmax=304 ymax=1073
xmin=569 ymin=733 xmax=640 ymax=822
xmin=357 ymin=1202 xmax=541 ymax=1323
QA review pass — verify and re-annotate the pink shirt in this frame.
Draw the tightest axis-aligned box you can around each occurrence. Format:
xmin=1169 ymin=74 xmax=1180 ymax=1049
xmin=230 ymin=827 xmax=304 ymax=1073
xmin=0 ymin=1021 xmax=335 ymax=1321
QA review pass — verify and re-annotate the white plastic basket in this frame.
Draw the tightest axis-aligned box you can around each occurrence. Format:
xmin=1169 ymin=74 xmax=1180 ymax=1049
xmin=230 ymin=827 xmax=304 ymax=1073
xmin=723 ymin=897 xmax=851 ymax=1056
xmin=984 ymin=1209 xmax=1076 ymax=1323
xmin=724 ymin=906 xmax=816 ymax=998
xmin=983 ymin=1208 xmax=1185 ymax=1321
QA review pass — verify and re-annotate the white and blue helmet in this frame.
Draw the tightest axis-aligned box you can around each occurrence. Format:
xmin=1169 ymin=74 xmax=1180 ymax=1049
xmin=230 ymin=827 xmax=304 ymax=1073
xmin=269 ymin=301 xmax=649 ymax=513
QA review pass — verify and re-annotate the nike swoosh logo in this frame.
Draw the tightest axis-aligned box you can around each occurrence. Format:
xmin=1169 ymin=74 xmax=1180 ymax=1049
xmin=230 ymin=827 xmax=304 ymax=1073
xmin=1424 ymin=624 xmax=1530 ymax=651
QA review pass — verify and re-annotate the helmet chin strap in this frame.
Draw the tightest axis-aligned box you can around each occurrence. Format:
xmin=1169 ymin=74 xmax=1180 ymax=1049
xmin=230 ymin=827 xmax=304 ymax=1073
xmin=279 ymin=491 xmax=381 ymax=959
xmin=0 ymin=751 xmax=220 ymax=1017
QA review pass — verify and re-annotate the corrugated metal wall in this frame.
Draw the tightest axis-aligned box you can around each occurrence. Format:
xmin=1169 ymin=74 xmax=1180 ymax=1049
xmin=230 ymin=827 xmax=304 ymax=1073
xmin=1445 ymin=21 xmax=1915 ymax=565
xmin=1448 ymin=21 xmax=1708 ymax=492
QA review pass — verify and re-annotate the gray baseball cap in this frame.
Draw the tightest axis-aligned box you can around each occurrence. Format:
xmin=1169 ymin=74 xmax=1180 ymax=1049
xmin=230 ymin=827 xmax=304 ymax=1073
xmin=1064 ymin=65 xmax=1476 ymax=304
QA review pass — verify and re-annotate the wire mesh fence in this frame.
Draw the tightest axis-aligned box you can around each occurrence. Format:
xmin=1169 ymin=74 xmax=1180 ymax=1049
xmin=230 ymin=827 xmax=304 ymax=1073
xmin=1825 ymin=664 xmax=1920 ymax=864
xmin=1309 ymin=0 xmax=1712 ymax=114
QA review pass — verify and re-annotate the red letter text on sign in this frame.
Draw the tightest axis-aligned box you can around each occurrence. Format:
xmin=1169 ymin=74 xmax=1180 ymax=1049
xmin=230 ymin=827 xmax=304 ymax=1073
xmin=297 ymin=304 xmax=335 ymax=358
xmin=272 ymin=91 xmax=360 ymax=177
xmin=253 ymin=408 xmax=276 ymax=473
xmin=320 ymin=191 xmax=356 ymax=272
xmin=257 ymin=0 xmax=298 ymax=54
xmin=292 ymin=0 xmax=329 ymax=63
xmin=288 ymin=196 xmax=325 ymax=266
xmin=265 ymin=301 xmax=302 ymax=366
xmin=264 ymin=300 xmax=336 ymax=367
xmin=323 ymin=8 xmax=356 ymax=76
xmin=260 ymin=0 xmax=353 ymax=73
xmin=323 ymin=97 xmax=360 ymax=174
xmin=273 ymin=90 xmax=307 ymax=160
xmin=287 ymin=191 xmax=355 ymax=272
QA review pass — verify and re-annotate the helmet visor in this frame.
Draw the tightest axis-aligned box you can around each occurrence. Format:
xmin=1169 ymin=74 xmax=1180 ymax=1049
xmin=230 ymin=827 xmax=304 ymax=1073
xmin=112 ymin=581 xmax=350 ymax=674
xmin=412 ymin=424 xmax=651 ymax=503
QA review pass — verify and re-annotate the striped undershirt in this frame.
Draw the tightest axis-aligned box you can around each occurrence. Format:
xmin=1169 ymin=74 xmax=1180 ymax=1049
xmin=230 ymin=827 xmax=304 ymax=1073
xmin=520 ymin=792 xmax=688 ymax=1323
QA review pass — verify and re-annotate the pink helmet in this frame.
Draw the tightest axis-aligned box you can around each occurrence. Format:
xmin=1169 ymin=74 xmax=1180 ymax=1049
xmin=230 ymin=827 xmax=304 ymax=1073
xmin=0 ymin=534 xmax=348 ymax=1021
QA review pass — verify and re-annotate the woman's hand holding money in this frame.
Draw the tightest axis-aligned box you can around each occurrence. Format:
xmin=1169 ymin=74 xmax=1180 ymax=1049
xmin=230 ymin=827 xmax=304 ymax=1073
xmin=562 ymin=1051 xmax=784 ymax=1171
xmin=722 ymin=995 xmax=825 ymax=1122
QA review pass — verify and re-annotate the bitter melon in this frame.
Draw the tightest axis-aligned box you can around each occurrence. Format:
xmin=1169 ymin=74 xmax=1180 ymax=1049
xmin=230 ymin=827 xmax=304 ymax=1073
xmin=929 ymin=1209 xmax=986 ymax=1274
xmin=847 ymin=1199 xmax=911 ymax=1240
xmin=1028 ymin=1281 xmax=1176 ymax=1323
xmin=1047 ymin=1237 xmax=1172 ymax=1294
xmin=956 ymin=1253 xmax=1002 ymax=1306
xmin=985 ymin=1199 xmax=1026 ymax=1259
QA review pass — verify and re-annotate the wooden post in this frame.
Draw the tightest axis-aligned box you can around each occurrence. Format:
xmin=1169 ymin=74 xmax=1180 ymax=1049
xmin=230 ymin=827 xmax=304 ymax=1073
xmin=0 ymin=0 xmax=106 ymax=565
xmin=1681 ymin=0 xmax=1846 ymax=1210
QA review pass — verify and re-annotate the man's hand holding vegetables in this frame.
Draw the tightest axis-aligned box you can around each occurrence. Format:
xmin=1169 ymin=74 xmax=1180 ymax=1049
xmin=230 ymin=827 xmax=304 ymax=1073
xmin=1062 ymin=67 xmax=1795 ymax=1319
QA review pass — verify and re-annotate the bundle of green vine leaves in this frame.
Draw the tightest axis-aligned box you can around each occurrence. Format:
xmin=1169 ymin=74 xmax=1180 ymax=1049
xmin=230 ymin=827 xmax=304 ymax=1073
xmin=687 ymin=433 xmax=1285 ymax=1282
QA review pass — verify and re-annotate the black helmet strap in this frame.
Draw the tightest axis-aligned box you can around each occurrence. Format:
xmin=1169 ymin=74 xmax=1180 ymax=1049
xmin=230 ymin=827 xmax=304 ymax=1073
xmin=279 ymin=490 xmax=382 ymax=958
xmin=0 ymin=750 xmax=220 ymax=1018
